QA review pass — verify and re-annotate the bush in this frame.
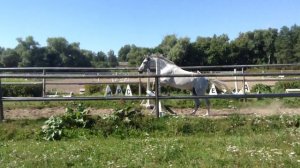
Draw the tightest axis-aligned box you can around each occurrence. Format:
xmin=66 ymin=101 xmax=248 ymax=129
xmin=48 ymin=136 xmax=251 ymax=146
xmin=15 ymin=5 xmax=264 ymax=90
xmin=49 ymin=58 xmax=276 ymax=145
xmin=62 ymin=103 xmax=95 ymax=128
xmin=251 ymin=83 xmax=272 ymax=93
xmin=41 ymin=103 xmax=95 ymax=141
xmin=41 ymin=116 xmax=63 ymax=141
xmin=2 ymin=84 xmax=42 ymax=97
xmin=85 ymin=85 xmax=101 ymax=94
xmin=273 ymin=81 xmax=300 ymax=93
xmin=98 ymin=107 xmax=145 ymax=138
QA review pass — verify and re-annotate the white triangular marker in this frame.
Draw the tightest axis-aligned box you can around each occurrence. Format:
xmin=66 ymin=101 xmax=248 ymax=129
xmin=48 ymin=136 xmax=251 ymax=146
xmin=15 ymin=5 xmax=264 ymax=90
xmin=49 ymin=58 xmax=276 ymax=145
xmin=105 ymin=85 xmax=112 ymax=96
xmin=125 ymin=84 xmax=133 ymax=96
xmin=115 ymin=84 xmax=123 ymax=95
xmin=209 ymin=84 xmax=217 ymax=95
xmin=239 ymin=82 xmax=250 ymax=94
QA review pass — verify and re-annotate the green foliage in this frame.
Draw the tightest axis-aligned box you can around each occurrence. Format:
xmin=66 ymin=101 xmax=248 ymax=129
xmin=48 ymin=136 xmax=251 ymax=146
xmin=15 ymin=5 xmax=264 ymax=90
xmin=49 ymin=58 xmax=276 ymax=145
xmin=118 ymin=44 xmax=131 ymax=61
xmin=273 ymin=81 xmax=300 ymax=93
xmin=3 ymin=112 xmax=300 ymax=142
xmin=41 ymin=116 xmax=63 ymax=141
xmin=1 ymin=84 xmax=42 ymax=97
xmin=1 ymin=25 xmax=300 ymax=67
xmin=97 ymin=107 xmax=145 ymax=138
xmin=251 ymin=83 xmax=272 ymax=93
xmin=107 ymin=50 xmax=119 ymax=67
xmin=62 ymin=103 xmax=94 ymax=128
xmin=84 ymin=85 xmax=101 ymax=94
xmin=41 ymin=103 xmax=95 ymax=141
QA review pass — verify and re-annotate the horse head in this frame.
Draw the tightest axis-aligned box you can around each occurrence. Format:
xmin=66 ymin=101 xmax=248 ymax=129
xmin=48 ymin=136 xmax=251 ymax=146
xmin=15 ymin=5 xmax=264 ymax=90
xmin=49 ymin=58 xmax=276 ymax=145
xmin=138 ymin=56 xmax=151 ymax=73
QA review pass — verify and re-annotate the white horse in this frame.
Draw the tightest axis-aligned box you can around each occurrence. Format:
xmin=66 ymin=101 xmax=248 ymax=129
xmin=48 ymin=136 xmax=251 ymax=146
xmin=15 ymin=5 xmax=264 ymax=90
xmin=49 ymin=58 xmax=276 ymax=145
xmin=138 ymin=54 xmax=228 ymax=116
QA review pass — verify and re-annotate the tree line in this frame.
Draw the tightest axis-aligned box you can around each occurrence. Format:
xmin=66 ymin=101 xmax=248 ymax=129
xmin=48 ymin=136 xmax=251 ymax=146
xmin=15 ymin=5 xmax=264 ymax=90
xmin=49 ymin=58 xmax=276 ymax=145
xmin=0 ymin=37 xmax=118 ymax=67
xmin=1 ymin=25 xmax=300 ymax=67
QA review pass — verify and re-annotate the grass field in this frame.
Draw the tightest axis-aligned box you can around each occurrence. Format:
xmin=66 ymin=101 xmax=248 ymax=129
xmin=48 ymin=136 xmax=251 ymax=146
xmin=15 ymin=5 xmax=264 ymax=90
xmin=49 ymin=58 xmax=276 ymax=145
xmin=1 ymin=114 xmax=300 ymax=167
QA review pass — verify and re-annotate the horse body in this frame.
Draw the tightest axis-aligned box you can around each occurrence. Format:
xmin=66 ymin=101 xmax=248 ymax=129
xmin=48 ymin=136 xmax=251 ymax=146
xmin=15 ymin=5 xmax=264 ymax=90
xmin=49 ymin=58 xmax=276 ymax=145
xmin=160 ymin=65 xmax=205 ymax=91
xmin=138 ymin=55 xmax=226 ymax=116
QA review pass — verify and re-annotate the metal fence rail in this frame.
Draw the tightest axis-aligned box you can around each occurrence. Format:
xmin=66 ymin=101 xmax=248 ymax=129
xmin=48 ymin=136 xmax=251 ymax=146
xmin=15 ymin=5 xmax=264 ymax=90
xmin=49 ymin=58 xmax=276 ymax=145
xmin=1 ymin=65 xmax=300 ymax=120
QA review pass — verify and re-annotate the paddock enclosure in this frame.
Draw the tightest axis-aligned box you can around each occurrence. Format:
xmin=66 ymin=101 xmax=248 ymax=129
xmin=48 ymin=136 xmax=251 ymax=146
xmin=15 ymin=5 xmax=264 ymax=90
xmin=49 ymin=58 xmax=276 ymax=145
xmin=1 ymin=64 xmax=300 ymax=120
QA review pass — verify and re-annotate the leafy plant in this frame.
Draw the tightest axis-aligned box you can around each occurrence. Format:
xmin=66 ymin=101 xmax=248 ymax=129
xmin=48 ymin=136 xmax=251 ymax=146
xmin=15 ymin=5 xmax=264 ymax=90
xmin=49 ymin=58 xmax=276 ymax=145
xmin=62 ymin=103 xmax=93 ymax=128
xmin=98 ymin=107 xmax=145 ymax=138
xmin=251 ymin=83 xmax=272 ymax=93
xmin=41 ymin=103 xmax=95 ymax=140
xmin=41 ymin=116 xmax=63 ymax=141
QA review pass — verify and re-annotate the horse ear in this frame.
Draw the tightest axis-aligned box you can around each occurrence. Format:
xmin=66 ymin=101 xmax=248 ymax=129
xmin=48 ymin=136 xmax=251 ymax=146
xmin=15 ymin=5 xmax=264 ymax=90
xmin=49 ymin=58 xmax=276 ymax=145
xmin=146 ymin=56 xmax=150 ymax=61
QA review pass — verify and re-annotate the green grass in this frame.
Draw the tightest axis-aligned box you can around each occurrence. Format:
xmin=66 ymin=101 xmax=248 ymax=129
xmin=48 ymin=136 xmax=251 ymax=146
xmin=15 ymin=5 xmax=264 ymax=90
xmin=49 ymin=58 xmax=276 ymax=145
xmin=1 ymin=133 xmax=299 ymax=167
xmin=1 ymin=115 xmax=300 ymax=167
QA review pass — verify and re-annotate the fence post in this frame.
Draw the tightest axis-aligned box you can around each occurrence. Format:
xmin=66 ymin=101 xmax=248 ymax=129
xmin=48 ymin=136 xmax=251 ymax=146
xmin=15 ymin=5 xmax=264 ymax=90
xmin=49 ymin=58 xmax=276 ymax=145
xmin=234 ymin=68 xmax=238 ymax=94
xmin=155 ymin=76 xmax=159 ymax=118
xmin=138 ymin=77 xmax=141 ymax=96
xmin=42 ymin=69 xmax=46 ymax=97
xmin=0 ymin=78 xmax=4 ymax=121
xmin=242 ymin=67 xmax=247 ymax=102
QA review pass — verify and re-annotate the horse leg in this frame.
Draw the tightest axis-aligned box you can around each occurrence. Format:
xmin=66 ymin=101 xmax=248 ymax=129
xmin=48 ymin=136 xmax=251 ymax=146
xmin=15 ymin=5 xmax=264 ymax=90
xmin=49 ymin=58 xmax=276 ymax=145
xmin=204 ymin=98 xmax=210 ymax=116
xmin=190 ymin=88 xmax=200 ymax=115
xmin=190 ymin=98 xmax=200 ymax=115
xmin=193 ymin=82 xmax=210 ymax=116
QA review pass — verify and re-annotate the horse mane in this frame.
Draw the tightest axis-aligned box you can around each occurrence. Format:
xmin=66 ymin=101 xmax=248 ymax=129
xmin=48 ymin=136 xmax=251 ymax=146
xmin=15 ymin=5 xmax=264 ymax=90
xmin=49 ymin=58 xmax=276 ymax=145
xmin=149 ymin=54 xmax=176 ymax=65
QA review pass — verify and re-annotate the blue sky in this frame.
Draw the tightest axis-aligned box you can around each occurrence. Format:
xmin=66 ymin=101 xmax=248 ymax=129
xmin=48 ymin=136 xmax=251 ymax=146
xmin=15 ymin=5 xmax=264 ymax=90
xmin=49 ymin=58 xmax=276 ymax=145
xmin=0 ymin=0 xmax=299 ymax=54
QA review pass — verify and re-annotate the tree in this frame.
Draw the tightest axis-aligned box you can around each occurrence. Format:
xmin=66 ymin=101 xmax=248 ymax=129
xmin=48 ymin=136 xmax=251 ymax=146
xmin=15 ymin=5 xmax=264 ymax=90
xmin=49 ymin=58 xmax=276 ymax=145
xmin=45 ymin=37 xmax=69 ymax=66
xmin=206 ymin=34 xmax=231 ymax=65
xmin=230 ymin=32 xmax=256 ymax=65
xmin=1 ymin=49 xmax=21 ymax=67
xmin=92 ymin=51 xmax=108 ymax=67
xmin=127 ymin=45 xmax=151 ymax=66
xmin=107 ymin=50 xmax=118 ymax=67
xmin=15 ymin=36 xmax=45 ymax=67
xmin=275 ymin=26 xmax=294 ymax=63
xmin=47 ymin=37 xmax=68 ymax=53
xmin=64 ymin=42 xmax=91 ymax=67
xmin=262 ymin=28 xmax=278 ymax=64
xmin=118 ymin=45 xmax=131 ymax=61
xmin=46 ymin=38 xmax=91 ymax=67
xmin=0 ymin=47 xmax=4 ymax=55
xmin=168 ymin=37 xmax=190 ymax=65
xmin=294 ymin=37 xmax=300 ymax=62
xmin=158 ymin=35 xmax=178 ymax=56
xmin=192 ymin=37 xmax=211 ymax=66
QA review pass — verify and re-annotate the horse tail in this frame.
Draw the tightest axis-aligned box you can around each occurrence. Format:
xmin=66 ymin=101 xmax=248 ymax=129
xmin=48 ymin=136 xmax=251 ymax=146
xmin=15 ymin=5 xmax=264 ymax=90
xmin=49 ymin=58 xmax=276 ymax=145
xmin=208 ymin=79 xmax=230 ymax=93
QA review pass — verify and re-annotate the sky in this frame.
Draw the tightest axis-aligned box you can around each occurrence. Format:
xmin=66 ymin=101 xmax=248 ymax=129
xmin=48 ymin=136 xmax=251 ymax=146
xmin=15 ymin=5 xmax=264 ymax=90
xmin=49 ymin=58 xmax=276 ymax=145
xmin=0 ymin=0 xmax=299 ymax=54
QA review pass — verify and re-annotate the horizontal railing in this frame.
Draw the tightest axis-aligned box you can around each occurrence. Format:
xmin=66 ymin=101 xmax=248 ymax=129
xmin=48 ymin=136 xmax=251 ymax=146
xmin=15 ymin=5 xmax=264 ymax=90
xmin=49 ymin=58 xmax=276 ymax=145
xmin=1 ymin=64 xmax=300 ymax=120
xmin=0 ymin=63 xmax=300 ymax=71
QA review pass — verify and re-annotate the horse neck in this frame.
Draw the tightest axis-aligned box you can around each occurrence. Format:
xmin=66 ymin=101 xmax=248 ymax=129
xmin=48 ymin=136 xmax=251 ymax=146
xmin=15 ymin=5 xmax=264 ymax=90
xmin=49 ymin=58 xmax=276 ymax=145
xmin=154 ymin=58 xmax=176 ymax=74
